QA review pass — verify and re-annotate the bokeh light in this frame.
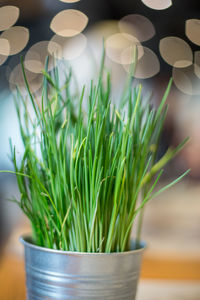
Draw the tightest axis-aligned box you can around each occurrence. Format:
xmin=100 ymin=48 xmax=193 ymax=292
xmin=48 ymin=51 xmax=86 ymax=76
xmin=123 ymin=46 xmax=160 ymax=79
xmin=121 ymin=46 xmax=144 ymax=65
xmin=0 ymin=26 xmax=29 ymax=55
xmin=0 ymin=38 xmax=10 ymax=66
xmin=9 ymin=63 xmax=43 ymax=95
xmin=159 ymin=37 xmax=193 ymax=68
xmin=119 ymin=14 xmax=155 ymax=42
xmin=141 ymin=0 xmax=172 ymax=10
xmin=25 ymin=41 xmax=56 ymax=73
xmin=0 ymin=6 xmax=19 ymax=31
xmin=50 ymin=9 xmax=88 ymax=37
xmin=105 ymin=33 xmax=142 ymax=64
xmin=48 ymin=34 xmax=87 ymax=61
xmin=194 ymin=51 xmax=200 ymax=79
xmin=0 ymin=39 xmax=10 ymax=56
xmin=173 ymin=65 xmax=200 ymax=95
xmin=185 ymin=19 xmax=200 ymax=46
xmin=173 ymin=67 xmax=192 ymax=95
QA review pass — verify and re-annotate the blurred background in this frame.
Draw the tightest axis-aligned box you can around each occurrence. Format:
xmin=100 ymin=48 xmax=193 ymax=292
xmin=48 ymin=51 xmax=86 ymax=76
xmin=0 ymin=0 xmax=200 ymax=299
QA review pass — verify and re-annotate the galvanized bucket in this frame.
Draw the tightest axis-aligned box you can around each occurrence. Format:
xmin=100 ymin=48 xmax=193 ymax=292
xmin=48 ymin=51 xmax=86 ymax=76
xmin=20 ymin=236 xmax=145 ymax=300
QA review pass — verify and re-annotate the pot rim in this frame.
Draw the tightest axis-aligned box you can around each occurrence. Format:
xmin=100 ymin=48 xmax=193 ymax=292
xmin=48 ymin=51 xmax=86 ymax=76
xmin=20 ymin=234 xmax=146 ymax=256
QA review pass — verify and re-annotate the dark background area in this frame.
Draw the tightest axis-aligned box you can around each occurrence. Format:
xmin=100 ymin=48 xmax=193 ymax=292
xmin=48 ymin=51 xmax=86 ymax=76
xmin=1 ymin=0 xmax=200 ymax=79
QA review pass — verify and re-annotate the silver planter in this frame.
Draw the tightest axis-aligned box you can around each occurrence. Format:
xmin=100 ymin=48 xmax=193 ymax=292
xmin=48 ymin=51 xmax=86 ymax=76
xmin=21 ymin=236 xmax=145 ymax=300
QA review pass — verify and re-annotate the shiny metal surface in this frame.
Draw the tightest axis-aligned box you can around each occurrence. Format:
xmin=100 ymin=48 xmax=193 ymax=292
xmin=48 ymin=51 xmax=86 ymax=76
xmin=21 ymin=236 xmax=145 ymax=300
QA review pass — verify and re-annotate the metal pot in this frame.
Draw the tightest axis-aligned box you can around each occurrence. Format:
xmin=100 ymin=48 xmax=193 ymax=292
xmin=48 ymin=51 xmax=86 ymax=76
xmin=20 ymin=236 xmax=145 ymax=300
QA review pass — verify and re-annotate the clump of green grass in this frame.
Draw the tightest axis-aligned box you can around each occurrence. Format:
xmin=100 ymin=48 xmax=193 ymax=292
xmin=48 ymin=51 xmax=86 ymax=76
xmin=6 ymin=53 xmax=189 ymax=253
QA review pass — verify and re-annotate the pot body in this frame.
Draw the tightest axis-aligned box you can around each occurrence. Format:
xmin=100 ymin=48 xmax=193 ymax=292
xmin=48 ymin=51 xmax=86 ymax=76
xmin=21 ymin=236 xmax=145 ymax=300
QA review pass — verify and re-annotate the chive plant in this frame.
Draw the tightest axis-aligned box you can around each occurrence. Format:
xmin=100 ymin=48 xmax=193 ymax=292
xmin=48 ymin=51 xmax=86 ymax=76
xmin=7 ymin=54 xmax=189 ymax=253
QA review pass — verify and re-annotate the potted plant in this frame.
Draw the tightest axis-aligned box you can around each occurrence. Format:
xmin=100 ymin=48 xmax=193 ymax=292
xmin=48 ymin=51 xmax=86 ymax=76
xmin=3 ymin=52 xmax=189 ymax=300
